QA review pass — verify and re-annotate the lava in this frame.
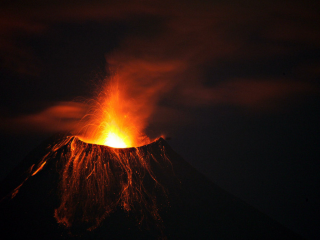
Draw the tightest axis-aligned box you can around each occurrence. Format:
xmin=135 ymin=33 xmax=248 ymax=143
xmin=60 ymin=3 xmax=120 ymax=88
xmin=31 ymin=136 xmax=170 ymax=234
xmin=104 ymin=131 xmax=128 ymax=148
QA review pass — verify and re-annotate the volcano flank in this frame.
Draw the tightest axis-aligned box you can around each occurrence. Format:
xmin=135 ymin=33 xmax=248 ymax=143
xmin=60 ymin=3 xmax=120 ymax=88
xmin=0 ymin=134 xmax=303 ymax=239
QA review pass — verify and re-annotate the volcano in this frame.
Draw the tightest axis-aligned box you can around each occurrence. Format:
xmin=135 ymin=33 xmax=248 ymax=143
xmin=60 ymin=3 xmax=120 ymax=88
xmin=0 ymin=133 xmax=303 ymax=239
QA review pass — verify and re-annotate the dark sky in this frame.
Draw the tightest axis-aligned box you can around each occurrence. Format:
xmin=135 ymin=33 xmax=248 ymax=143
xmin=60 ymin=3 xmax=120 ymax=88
xmin=1 ymin=1 xmax=320 ymax=239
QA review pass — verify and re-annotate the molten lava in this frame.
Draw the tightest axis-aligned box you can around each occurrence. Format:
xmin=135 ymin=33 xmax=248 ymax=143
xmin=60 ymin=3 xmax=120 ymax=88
xmin=104 ymin=131 xmax=128 ymax=148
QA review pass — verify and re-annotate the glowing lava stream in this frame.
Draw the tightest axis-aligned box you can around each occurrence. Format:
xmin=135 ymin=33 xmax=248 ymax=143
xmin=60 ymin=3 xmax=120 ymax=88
xmin=25 ymin=135 xmax=170 ymax=234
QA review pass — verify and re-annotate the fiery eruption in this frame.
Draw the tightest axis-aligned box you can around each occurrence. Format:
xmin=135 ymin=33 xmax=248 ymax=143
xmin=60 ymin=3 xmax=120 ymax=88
xmin=29 ymin=75 xmax=168 ymax=233
xmin=77 ymin=77 xmax=150 ymax=148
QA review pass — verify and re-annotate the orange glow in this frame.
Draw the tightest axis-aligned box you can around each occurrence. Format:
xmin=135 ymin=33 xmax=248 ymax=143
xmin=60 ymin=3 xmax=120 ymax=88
xmin=33 ymin=75 xmax=168 ymax=233
xmin=16 ymin=74 xmax=170 ymax=235
xmin=77 ymin=77 xmax=149 ymax=148
xmin=104 ymin=131 xmax=128 ymax=148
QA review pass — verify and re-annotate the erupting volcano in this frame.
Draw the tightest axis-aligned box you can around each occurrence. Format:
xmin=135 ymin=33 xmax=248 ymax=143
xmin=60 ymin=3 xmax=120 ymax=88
xmin=26 ymin=78 xmax=167 ymax=233
xmin=0 ymin=76 xmax=303 ymax=239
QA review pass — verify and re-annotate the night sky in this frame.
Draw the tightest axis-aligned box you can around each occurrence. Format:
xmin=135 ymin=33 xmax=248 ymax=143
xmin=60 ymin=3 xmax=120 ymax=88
xmin=1 ymin=1 xmax=320 ymax=239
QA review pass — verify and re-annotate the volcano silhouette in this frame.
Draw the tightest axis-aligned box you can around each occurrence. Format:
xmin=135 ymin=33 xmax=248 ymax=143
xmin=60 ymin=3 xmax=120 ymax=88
xmin=0 ymin=133 xmax=303 ymax=239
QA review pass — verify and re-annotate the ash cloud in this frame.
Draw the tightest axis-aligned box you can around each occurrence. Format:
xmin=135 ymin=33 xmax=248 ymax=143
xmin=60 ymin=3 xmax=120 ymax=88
xmin=0 ymin=0 xmax=319 ymax=134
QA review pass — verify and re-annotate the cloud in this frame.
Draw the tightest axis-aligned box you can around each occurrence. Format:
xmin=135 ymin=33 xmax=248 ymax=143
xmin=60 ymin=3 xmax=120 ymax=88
xmin=1 ymin=0 xmax=319 ymax=135
xmin=1 ymin=0 xmax=319 ymax=75
xmin=0 ymin=13 xmax=45 ymax=75
xmin=177 ymin=78 xmax=318 ymax=109
xmin=0 ymin=102 xmax=87 ymax=134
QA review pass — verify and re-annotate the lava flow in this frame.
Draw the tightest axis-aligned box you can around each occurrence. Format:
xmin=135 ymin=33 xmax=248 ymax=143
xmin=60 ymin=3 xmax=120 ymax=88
xmin=30 ymin=77 xmax=170 ymax=233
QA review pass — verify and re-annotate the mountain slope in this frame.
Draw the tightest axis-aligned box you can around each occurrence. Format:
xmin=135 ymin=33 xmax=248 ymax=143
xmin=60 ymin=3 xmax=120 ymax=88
xmin=0 ymin=134 xmax=303 ymax=239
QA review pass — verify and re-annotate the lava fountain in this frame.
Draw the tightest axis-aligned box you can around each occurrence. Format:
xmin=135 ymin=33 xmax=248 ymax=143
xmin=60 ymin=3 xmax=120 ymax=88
xmin=77 ymin=78 xmax=150 ymax=148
